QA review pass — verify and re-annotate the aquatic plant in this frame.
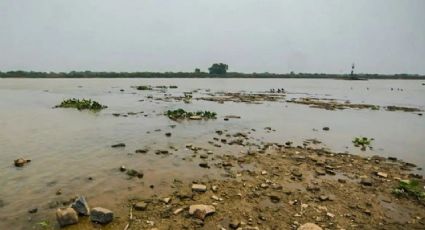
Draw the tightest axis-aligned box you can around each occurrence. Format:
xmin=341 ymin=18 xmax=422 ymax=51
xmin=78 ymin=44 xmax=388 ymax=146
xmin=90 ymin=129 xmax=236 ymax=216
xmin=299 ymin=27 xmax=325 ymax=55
xmin=55 ymin=98 xmax=107 ymax=111
xmin=393 ymin=179 xmax=425 ymax=200
xmin=136 ymin=85 xmax=153 ymax=90
xmin=36 ymin=220 xmax=50 ymax=229
xmin=166 ymin=109 xmax=217 ymax=120
xmin=352 ymin=136 xmax=374 ymax=150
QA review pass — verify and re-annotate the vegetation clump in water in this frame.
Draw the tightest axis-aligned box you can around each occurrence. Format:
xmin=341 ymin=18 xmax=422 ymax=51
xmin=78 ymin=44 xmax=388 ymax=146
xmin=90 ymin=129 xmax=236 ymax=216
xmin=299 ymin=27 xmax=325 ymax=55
xmin=136 ymin=85 xmax=153 ymax=90
xmin=166 ymin=109 xmax=217 ymax=120
xmin=352 ymin=136 xmax=374 ymax=150
xmin=393 ymin=179 xmax=425 ymax=200
xmin=55 ymin=98 xmax=107 ymax=111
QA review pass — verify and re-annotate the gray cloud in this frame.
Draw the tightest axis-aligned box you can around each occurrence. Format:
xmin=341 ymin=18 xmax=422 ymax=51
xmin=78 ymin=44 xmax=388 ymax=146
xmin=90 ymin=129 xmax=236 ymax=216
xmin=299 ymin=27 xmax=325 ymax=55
xmin=0 ymin=0 xmax=424 ymax=74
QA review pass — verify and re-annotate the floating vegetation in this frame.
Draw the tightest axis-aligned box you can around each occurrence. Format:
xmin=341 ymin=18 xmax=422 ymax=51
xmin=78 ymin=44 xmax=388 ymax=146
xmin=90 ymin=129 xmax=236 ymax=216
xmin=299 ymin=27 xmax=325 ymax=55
xmin=166 ymin=109 xmax=217 ymax=120
xmin=136 ymin=85 xmax=153 ymax=90
xmin=352 ymin=136 xmax=374 ymax=150
xmin=55 ymin=98 xmax=107 ymax=111
xmin=288 ymin=98 xmax=380 ymax=111
xmin=385 ymin=106 xmax=422 ymax=112
xmin=393 ymin=180 xmax=425 ymax=200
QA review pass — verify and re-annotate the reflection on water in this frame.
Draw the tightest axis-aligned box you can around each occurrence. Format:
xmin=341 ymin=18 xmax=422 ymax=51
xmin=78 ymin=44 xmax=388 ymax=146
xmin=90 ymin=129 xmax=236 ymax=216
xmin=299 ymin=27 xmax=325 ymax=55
xmin=0 ymin=78 xmax=424 ymax=229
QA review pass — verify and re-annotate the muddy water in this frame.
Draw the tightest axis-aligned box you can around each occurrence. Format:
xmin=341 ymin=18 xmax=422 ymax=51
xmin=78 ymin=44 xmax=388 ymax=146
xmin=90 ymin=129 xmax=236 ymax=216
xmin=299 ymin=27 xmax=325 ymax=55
xmin=0 ymin=78 xmax=424 ymax=229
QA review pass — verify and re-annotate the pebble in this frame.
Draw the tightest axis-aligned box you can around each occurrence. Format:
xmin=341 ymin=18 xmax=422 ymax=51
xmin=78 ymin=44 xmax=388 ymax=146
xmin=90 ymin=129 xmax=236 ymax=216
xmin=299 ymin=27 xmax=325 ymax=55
xmin=56 ymin=207 xmax=79 ymax=227
xmin=28 ymin=208 xmax=38 ymax=214
xmin=298 ymin=223 xmax=323 ymax=230
xmin=189 ymin=204 xmax=216 ymax=220
xmin=90 ymin=207 xmax=114 ymax=224
xmin=134 ymin=202 xmax=148 ymax=211
xmin=376 ymin=172 xmax=388 ymax=178
xmin=111 ymin=143 xmax=125 ymax=148
xmin=192 ymin=184 xmax=207 ymax=192
xmin=360 ymin=178 xmax=373 ymax=186
xmin=71 ymin=196 xmax=90 ymax=216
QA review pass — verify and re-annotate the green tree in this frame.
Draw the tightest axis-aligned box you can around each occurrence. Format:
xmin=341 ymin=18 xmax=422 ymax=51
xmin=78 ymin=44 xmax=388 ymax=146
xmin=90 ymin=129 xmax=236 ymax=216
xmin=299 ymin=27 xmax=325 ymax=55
xmin=194 ymin=68 xmax=201 ymax=73
xmin=208 ymin=63 xmax=228 ymax=74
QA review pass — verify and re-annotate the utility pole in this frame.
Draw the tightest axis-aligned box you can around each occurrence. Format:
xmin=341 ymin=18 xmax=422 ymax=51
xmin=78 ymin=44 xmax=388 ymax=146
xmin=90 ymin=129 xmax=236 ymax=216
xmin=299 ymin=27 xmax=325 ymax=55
xmin=351 ymin=63 xmax=355 ymax=76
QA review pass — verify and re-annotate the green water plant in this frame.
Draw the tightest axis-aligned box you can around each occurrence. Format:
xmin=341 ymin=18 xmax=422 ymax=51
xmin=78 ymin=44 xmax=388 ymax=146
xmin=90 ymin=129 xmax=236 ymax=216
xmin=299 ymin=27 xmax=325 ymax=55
xmin=136 ymin=85 xmax=153 ymax=90
xmin=352 ymin=136 xmax=374 ymax=150
xmin=166 ymin=108 xmax=217 ymax=120
xmin=393 ymin=179 xmax=425 ymax=200
xmin=55 ymin=98 xmax=107 ymax=111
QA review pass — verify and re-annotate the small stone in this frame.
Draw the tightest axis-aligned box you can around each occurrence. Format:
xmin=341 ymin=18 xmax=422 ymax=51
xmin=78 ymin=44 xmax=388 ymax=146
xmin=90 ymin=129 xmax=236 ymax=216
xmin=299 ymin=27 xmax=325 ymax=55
xmin=376 ymin=172 xmax=388 ymax=178
xmin=135 ymin=149 xmax=148 ymax=154
xmin=14 ymin=158 xmax=31 ymax=167
xmin=360 ymin=178 xmax=373 ymax=186
xmin=56 ymin=207 xmax=79 ymax=227
xmin=212 ymin=185 xmax=218 ymax=192
xmin=134 ymin=202 xmax=148 ymax=211
xmin=111 ymin=143 xmax=125 ymax=148
xmin=162 ymin=198 xmax=171 ymax=204
xmin=338 ymin=178 xmax=346 ymax=183
xmin=199 ymin=162 xmax=209 ymax=168
xmin=120 ymin=165 xmax=126 ymax=172
xmin=298 ymin=223 xmax=323 ymax=230
xmin=90 ymin=207 xmax=114 ymax=224
xmin=173 ymin=207 xmax=184 ymax=215
xmin=306 ymin=184 xmax=320 ymax=192
xmin=126 ymin=169 xmax=144 ymax=178
xmin=189 ymin=205 xmax=215 ymax=220
xmin=229 ymin=219 xmax=241 ymax=229
xmin=315 ymin=168 xmax=326 ymax=176
xmin=322 ymin=127 xmax=330 ymax=131
xmin=319 ymin=195 xmax=328 ymax=201
xmin=269 ymin=194 xmax=281 ymax=203
xmin=71 ymin=196 xmax=90 ymax=216
xmin=200 ymin=154 xmax=208 ymax=159
xmin=192 ymin=184 xmax=207 ymax=192
xmin=261 ymin=170 xmax=268 ymax=175
xmin=165 ymin=132 xmax=172 ymax=137
xmin=326 ymin=212 xmax=335 ymax=218
xmin=260 ymin=183 xmax=269 ymax=189
xmin=28 ymin=208 xmax=38 ymax=214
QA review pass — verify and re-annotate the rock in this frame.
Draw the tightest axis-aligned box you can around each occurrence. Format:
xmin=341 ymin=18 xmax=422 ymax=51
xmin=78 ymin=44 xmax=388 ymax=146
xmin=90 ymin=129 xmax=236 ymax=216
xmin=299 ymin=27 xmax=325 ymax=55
xmin=126 ymin=169 xmax=144 ymax=178
xmin=212 ymin=185 xmax=218 ymax=192
xmin=56 ymin=207 xmax=79 ymax=227
xmin=120 ymin=165 xmax=126 ymax=172
xmin=322 ymin=127 xmax=330 ymax=131
xmin=291 ymin=170 xmax=303 ymax=178
xmin=229 ymin=219 xmax=241 ymax=229
xmin=315 ymin=168 xmax=326 ymax=176
xmin=162 ymin=197 xmax=171 ymax=204
xmin=135 ymin=149 xmax=148 ymax=154
xmin=134 ymin=202 xmax=148 ymax=211
xmin=192 ymin=184 xmax=207 ymax=192
xmin=165 ymin=132 xmax=172 ymax=137
xmin=28 ymin=208 xmax=38 ymax=214
xmin=261 ymin=170 xmax=268 ymax=175
xmin=306 ymin=184 xmax=320 ymax=192
xmin=298 ymin=223 xmax=323 ymax=230
xmin=90 ymin=207 xmax=113 ymax=224
xmin=14 ymin=158 xmax=31 ymax=167
xmin=269 ymin=194 xmax=281 ymax=203
xmin=71 ymin=196 xmax=90 ymax=216
xmin=319 ymin=195 xmax=328 ymax=201
xmin=199 ymin=162 xmax=209 ymax=168
xmin=376 ymin=172 xmax=388 ymax=178
xmin=189 ymin=205 xmax=215 ymax=220
xmin=200 ymin=154 xmax=208 ymax=159
xmin=338 ymin=178 xmax=346 ymax=183
xmin=111 ymin=143 xmax=125 ymax=148
xmin=360 ymin=178 xmax=373 ymax=186
xmin=173 ymin=207 xmax=185 ymax=215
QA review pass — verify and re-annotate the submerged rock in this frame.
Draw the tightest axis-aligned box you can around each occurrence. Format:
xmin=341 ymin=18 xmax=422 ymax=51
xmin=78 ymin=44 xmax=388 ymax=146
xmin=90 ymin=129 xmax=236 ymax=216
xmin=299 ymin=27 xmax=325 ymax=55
xmin=56 ymin=207 xmax=79 ymax=227
xmin=71 ymin=196 xmax=90 ymax=216
xmin=90 ymin=207 xmax=113 ymax=224
xmin=111 ymin=143 xmax=126 ymax=148
xmin=14 ymin=158 xmax=31 ymax=167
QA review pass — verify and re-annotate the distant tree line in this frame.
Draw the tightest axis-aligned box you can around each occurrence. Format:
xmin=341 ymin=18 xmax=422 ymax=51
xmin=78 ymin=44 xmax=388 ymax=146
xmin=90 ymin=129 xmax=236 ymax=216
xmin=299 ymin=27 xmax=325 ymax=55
xmin=0 ymin=63 xmax=424 ymax=79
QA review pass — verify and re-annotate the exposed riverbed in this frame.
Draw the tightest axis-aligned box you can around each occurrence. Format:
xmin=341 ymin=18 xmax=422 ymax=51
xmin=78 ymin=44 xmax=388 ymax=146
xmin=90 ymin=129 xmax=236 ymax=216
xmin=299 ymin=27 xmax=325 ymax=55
xmin=0 ymin=78 xmax=424 ymax=229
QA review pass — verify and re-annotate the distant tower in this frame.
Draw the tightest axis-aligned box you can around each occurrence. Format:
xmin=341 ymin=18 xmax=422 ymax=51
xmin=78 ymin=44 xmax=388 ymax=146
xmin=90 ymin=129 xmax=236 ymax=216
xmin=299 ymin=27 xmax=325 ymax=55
xmin=351 ymin=63 xmax=355 ymax=76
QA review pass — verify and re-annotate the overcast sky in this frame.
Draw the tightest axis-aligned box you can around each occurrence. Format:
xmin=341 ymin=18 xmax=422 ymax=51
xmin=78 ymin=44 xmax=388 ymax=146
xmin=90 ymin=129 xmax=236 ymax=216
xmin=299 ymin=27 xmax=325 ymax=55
xmin=0 ymin=0 xmax=424 ymax=74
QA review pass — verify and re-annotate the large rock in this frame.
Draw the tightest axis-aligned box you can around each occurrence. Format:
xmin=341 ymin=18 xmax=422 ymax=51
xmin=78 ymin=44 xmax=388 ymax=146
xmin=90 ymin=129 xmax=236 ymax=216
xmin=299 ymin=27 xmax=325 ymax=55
xmin=71 ymin=196 xmax=90 ymax=216
xmin=189 ymin=204 xmax=215 ymax=220
xmin=90 ymin=207 xmax=113 ymax=224
xmin=56 ymin=208 xmax=78 ymax=227
xmin=298 ymin=223 xmax=322 ymax=230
